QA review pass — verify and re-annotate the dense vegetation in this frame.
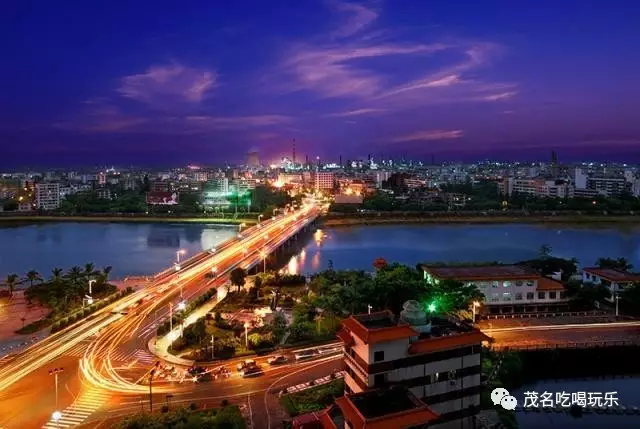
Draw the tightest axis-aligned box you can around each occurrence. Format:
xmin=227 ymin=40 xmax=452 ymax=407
xmin=116 ymin=405 xmax=244 ymax=429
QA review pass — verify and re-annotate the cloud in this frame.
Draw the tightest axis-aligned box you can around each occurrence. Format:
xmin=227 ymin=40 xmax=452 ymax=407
xmin=279 ymin=42 xmax=449 ymax=99
xmin=118 ymin=64 xmax=216 ymax=106
xmin=185 ymin=115 xmax=293 ymax=129
xmin=326 ymin=108 xmax=386 ymax=117
xmin=331 ymin=1 xmax=379 ymax=38
xmin=391 ymin=129 xmax=464 ymax=143
xmin=482 ymin=91 xmax=518 ymax=101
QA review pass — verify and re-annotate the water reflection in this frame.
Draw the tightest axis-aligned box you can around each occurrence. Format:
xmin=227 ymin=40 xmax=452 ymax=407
xmin=146 ymin=229 xmax=180 ymax=248
xmin=295 ymin=224 xmax=640 ymax=274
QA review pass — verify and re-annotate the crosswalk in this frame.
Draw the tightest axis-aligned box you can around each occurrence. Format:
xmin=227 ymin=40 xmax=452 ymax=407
xmin=64 ymin=343 xmax=155 ymax=365
xmin=42 ymin=387 xmax=110 ymax=428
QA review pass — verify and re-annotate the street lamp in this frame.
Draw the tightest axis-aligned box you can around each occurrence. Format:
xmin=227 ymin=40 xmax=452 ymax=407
xmin=244 ymin=322 xmax=249 ymax=348
xmin=149 ymin=362 xmax=160 ymax=412
xmin=82 ymin=295 xmax=94 ymax=308
xmin=615 ymin=294 xmax=620 ymax=317
xmin=52 ymin=411 xmax=62 ymax=429
xmin=176 ymin=249 xmax=186 ymax=264
xmin=88 ymin=279 xmax=96 ymax=297
xmin=367 ymin=304 xmax=372 ymax=314
xmin=49 ymin=367 xmax=64 ymax=425
xmin=177 ymin=300 xmax=186 ymax=311
xmin=168 ymin=303 xmax=174 ymax=350
xmin=210 ymin=334 xmax=215 ymax=360
xmin=258 ymin=214 xmax=264 ymax=224
xmin=238 ymin=222 xmax=246 ymax=232
xmin=472 ymin=301 xmax=481 ymax=324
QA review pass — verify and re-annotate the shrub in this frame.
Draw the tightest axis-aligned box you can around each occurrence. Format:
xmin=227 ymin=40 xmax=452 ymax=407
xmin=190 ymin=402 xmax=198 ymax=410
xmin=161 ymin=405 xmax=169 ymax=413
xmin=221 ymin=399 xmax=229 ymax=407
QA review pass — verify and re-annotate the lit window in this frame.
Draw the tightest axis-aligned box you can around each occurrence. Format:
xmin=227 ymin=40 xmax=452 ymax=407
xmin=502 ymin=292 xmax=511 ymax=301
xmin=526 ymin=280 xmax=534 ymax=287
xmin=503 ymin=281 xmax=511 ymax=287
xmin=491 ymin=281 xmax=499 ymax=288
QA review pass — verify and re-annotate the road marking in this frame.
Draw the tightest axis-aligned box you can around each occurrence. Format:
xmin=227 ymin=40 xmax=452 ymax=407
xmin=247 ymin=394 xmax=254 ymax=429
xmin=42 ymin=387 xmax=110 ymax=428
xmin=64 ymin=345 xmax=154 ymax=365
xmin=483 ymin=321 xmax=640 ymax=333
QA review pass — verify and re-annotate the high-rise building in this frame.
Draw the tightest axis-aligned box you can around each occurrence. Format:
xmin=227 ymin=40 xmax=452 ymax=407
xmin=246 ymin=151 xmax=260 ymax=168
xmin=313 ymin=171 xmax=334 ymax=191
xmin=35 ymin=182 xmax=60 ymax=210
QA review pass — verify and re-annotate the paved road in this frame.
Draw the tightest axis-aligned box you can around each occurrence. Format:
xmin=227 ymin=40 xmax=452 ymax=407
xmin=0 ymin=205 xmax=321 ymax=428
xmin=485 ymin=322 xmax=640 ymax=347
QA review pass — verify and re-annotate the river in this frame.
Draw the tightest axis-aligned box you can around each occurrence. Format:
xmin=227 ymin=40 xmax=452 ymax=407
xmin=1 ymin=222 xmax=639 ymax=279
xmin=0 ymin=222 xmax=236 ymax=278
xmin=288 ymin=224 xmax=640 ymax=275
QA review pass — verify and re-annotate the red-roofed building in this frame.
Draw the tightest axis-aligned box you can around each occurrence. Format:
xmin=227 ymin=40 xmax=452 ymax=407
xmin=337 ymin=305 xmax=488 ymax=429
xmin=582 ymin=267 xmax=640 ymax=302
xmin=422 ymin=264 xmax=569 ymax=314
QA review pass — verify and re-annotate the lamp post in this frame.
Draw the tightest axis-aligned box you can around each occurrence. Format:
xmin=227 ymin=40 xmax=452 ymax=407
xmin=244 ymin=322 xmax=249 ymax=348
xmin=49 ymin=367 xmax=64 ymax=426
xmin=472 ymin=301 xmax=480 ymax=324
xmin=168 ymin=303 xmax=173 ymax=351
xmin=258 ymin=214 xmax=264 ymax=224
xmin=367 ymin=304 xmax=372 ymax=314
xmin=238 ymin=222 xmax=246 ymax=233
xmin=176 ymin=249 xmax=186 ymax=264
xmin=615 ymin=294 xmax=620 ymax=317
xmin=88 ymin=279 xmax=96 ymax=297
xmin=149 ymin=367 xmax=157 ymax=412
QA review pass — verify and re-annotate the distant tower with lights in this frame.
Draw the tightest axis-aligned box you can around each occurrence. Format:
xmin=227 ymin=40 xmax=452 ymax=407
xmin=246 ymin=151 xmax=260 ymax=168
xmin=292 ymin=139 xmax=296 ymax=164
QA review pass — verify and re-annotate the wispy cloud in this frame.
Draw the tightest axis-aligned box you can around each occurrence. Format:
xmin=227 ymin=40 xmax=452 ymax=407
xmin=279 ymin=42 xmax=449 ymax=99
xmin=118 ymin=64 xmax=216 ymax=106
xmin=326 ymin=108 xmax=386 ymax=117
xmin=391 ymin=129 xmax=464 ymax=143
xmin=330 ymin=1 xmax=379 ymax=39
xmin=482 ymin=91 xmax=518 ymax=101
xmin=186 ymin=115 xmax=293 ymax=129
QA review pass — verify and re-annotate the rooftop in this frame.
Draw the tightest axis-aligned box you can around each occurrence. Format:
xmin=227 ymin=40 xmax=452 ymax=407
xmin=583 ymin=267 xmax=640 ymax=283
xmin=423 ymin=264 xmax=539 ymax=281
xmin=341 ymin=311 xmax=418 ymax=345
xmin=335 ymin=388 xmax=439 ymax=428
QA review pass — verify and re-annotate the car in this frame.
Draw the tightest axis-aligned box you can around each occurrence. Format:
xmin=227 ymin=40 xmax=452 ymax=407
xmin=267 ymin=355 xmax=288 ymax=365
xmin=242 ymin=366 xmax=263 ymax=378
xmin=237 ymin=359 xmax=256 ymax=372
xmin=294 ymin=349 xmax=318 ymax=361
xmin=188 ymin=366 xmax=206 ymax=376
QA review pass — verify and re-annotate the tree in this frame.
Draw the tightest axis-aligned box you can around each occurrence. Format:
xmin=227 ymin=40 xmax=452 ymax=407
xmin=25 ymin=270 xmax=42 ymax=287
xmin=229 ymin=268 xmax=246 ymax=293
xmin=5 ymin=274 xmax=20 ymax=297
xmin=539 ymin=244 xmax=552 ymax=258
xmin=84 ymin=263 xmax=97 ymax=279
xmin=566 ymin=281 xmax=611 ymax=309
xmin=373 ymin=257 xmax=388 ymax=271
xmin=269 ymin=311 xmax=288 ymax=344
xmin=620 ymin=283 xmax=640 ymax=316
xmin=596 ymin=257 xmax=634 ymax=272
xmin=51 ymin=268 xmax=63 ymax=282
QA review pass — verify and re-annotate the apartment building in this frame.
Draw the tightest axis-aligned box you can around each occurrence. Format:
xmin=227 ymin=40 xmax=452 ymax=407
xmin=499 ymin=177 xmax=570 ymax=198
xmin=35 ymin=182 xmax=60 ymax=210
xmin=313 ymin=171 xmax=334 ymax=191
xmin=582 ymin=268 xmax=640 ymax=303
xmin=336 ymin=306 xmax=488 ymax=429
xmin=422 ymin=265 xmax=568 ymax=314
xmin=586 ymin=177 xmax=630 ymax=196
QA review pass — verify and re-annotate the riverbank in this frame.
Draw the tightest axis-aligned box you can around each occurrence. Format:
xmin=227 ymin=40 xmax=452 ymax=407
xmin=0 ymin=215 xmax=256 ymax=226
xmin=322 ymin=214 xmax=640 ymax=227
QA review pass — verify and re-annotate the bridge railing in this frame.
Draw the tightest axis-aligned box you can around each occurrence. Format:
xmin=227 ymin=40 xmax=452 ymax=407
xmin=493 ymin=340 xmax=640 ymax=351
xmin=483 ymin=311 xmax=608 ymax=320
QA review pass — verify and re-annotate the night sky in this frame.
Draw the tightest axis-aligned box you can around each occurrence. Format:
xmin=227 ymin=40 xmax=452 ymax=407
xmin=2 ymin=0 xmax=640 ymax=168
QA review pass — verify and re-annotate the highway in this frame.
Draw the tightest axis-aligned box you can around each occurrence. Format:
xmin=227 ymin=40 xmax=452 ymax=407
xmin=0 ymin=203 xmax=321 ymax=429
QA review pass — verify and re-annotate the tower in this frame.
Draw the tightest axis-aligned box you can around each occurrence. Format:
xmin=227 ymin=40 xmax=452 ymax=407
xmin=292 ymin=139 xmax=296 ymax=164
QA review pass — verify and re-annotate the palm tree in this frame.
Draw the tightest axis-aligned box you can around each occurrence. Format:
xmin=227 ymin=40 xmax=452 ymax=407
xmin=51 ymin=268 xmax=63 ymax=282
xmin=5 ymin=274 xmax=20 ymax=297
xmin=84 ymin=263 xmax=96 ymax=279
xmin=66 ymin=266 xmax=83 ymax=282
xmin=539 ymin=244 xmax=552 ymax=259
xmin=25 ymin=270 xmax=42 ymax=288
xmin=102 ymin=266 xmax=113 ymax=282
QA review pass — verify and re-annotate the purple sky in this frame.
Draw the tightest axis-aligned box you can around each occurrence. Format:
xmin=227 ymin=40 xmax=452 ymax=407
xmin=2 ymin=0 xmax=640 ymax=168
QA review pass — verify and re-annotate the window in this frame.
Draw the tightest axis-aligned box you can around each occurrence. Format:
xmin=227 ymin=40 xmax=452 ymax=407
xmin=374 ymin=373 xmax=386 ymax=387
xmin=526 ymin=292 xmax=534 ymax=300
xmin=549 ymin=291 xmax=557 ymax=299
xmin=374 ymin=351 xmax=384 ymax=362
xmin=433 ymin=372 xmax=439 ymax=382
xmin=502 ymin=292 xmax=512 ymax=301
xmin=491 ymin=294 xmax=499 ymax=302
xmin=526 ymin=280 xmax=534 ymax=287
xmin=491 ymin=281 xmax=499 ymax=288
xmin=538 ymin=292 xmax=546 ymax=299
xmin=503 ymin=281 xmax=511 ymax=287
xmin=515 ymin=281 xmax=523 ymax=287
xmin=515 ymin=293 xmax=523 ymax=301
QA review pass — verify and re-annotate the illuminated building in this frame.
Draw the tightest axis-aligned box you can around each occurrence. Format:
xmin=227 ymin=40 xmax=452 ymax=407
xmin=35 ymin=182 xmax=60 ymax=210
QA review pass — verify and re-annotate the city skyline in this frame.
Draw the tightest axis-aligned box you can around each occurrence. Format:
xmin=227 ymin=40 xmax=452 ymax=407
xmin=3 ymin=0 xmax=640 ymax=168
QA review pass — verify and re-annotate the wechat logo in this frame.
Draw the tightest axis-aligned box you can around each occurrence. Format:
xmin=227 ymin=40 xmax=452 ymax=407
xmin=491 ymin=387 xmax=518 ymax=411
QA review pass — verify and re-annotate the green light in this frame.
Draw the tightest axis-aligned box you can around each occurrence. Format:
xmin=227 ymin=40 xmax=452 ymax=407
xmin=427 ymin=303 xmax=436 ymax=313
